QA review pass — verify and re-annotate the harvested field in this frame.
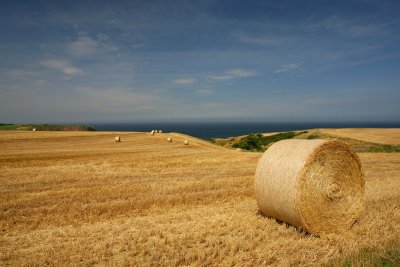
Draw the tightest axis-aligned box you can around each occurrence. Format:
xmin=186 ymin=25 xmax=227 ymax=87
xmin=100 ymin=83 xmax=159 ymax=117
xmin=320 ymin=128 xmax=400 ymax=145
xmin=1 ymin=130 xmax=399 ymax=266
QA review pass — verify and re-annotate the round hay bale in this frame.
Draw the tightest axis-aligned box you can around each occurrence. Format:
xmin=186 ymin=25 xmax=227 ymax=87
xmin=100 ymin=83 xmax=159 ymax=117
xmin=159 ymin=130 xmax=163 ymax=133
xmin=166 ymin=137 xmax=172 ymax=142
xmin=114 ymin=136 xmax=121 ymax=142
xmin=32 ymin=128 xmax=36 ymax=132
xmin=255 ymin=139 xmax=364 ymax=235
xmin=184 ymin=140 xmax=189 ymax=145
xmin=150 ymin=130 xmax=155 ymax=135
xmin=236 ymin=148 xmax=241 ymax=151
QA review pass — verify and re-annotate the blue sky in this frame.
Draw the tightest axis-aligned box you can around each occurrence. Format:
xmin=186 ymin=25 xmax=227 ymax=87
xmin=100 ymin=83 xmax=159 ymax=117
xmin=1 ymin=0 xmax=399 ymax=123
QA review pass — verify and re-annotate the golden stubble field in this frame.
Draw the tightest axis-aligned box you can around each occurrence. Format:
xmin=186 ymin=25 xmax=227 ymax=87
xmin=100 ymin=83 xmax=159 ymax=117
xmin=1 ymin=130 xmax=399 ymax=266
xmin=319 ymin=128 xmax=400 ymax=145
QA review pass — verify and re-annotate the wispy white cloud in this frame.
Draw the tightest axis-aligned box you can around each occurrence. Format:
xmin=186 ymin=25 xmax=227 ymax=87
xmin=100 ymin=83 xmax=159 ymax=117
xmin=209 ymin=68 xmax=256 ymax=80
xmin=66 ymin=34 xmax=118 ymax=56
xmin=228 ymin=68 xmax=256 ymax=77
xmin=67 ymin=36 xmax=99 ymax=55
xmin=196 ymin=89 xmax=214 ymax=96
xmin=208 ymin=74 xmax=233 ymax=80
xmin=239 ymin=35 xmax=292 ymax=46
xmin=174 ymin=78 xmax=196 ymax=85
xmin=153 ymin=88 xmax=168 ymax=94
xmin=35 ymin=80 xmax=46 ymax=86
xmin=273 ymin=64 xmax=299 ymax=73
xmin=309 ymin=16 xmax=384 ymax=38
xmin=41 ymin=59 xmax=84 ymax=75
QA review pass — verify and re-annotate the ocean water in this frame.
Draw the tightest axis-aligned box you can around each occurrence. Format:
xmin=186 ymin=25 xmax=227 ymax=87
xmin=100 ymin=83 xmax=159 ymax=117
xmin=91 ymin=121 xmax=400 ymax=139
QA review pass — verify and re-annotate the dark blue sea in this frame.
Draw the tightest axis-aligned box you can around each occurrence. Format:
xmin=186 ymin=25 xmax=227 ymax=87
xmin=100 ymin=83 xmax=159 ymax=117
xmin=90 ymin=121 xmax=400 ymax=139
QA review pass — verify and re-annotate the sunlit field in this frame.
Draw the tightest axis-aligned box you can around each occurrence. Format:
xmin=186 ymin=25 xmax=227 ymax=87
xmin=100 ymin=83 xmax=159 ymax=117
xmin=1 ymin=130 xmax=399 ymax=266
xmin=319 ymin=128 xmax=400 ymax=145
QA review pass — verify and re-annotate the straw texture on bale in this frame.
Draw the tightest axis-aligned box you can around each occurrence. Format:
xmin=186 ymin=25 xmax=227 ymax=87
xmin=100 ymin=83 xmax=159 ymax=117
xmin=167 ymin=137 xmax=172 ymax=142
xmin=114 ymin=136 xmax=121 ymax=142
xmin=184 ymin=140 xmax=189 ymax=145
xmin=255 ymin=139 xmax=364 ymax=235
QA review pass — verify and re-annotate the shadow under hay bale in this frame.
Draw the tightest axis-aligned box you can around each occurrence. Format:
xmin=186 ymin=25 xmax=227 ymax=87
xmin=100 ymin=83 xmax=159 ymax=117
xmin=256 ymin=210 xmax=312 ymax=237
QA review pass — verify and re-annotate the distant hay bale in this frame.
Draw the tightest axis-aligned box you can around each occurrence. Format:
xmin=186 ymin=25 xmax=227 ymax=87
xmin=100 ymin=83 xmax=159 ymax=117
xmin=150 ymin=130 xmax=155 ymax=135
xmin=184 ymin=140 xmax=189 ymax=145
xmin=159 ymin=130 xmax=163 ymax=133
xmin=236 ymin=148 xmax=241 ymax=151
xmin=32 ymin=128 xmax=36 ymax=132
xmin=255 ymin=139 xmax=364 ymax=236
xmin=114 ymin=136 xmax=121 ymax=142
xmin=166 ymin=137 xmax=172 ymax=142
xmin=155 ymin=130 xmax=159 ymax=133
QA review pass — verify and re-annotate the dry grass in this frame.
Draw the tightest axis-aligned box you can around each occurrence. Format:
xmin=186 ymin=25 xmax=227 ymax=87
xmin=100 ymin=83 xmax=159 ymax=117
xmin=319 ymin=128 xmax=400 ymax=145
xmin=1 ymin=130 xmax=399 ymax=266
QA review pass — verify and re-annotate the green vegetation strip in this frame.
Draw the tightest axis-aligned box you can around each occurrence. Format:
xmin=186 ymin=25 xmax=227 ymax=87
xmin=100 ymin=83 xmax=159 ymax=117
xmin=307 ymin=134 xmax=321 ymax=139
xmin=340 ymin=243 xmax=400 ymax=267
xmin=229 ymin=131 xmax=400 ymax=153
xmin=0 ymin=124 xmax=96 ymax=131
xmin=232 ymin=131 xmax=307 ymax=152
xmin=0 ymin=124 xmax=21 ymax=130
xmin=364 ymin=144 xmax=400 ymax=153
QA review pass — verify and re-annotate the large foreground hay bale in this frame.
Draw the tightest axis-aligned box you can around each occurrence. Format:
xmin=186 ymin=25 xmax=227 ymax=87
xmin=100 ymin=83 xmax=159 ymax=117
xmin=114 ymin=136 xmax=121 ymax=142
xmin=255 ymin=139 xmax=364 ymax=235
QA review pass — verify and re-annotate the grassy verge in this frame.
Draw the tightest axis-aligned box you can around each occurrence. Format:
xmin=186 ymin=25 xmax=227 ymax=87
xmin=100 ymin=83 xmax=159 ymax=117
xmin=337 ymin=242 xmax=400 ymax=267
xmin=0 ymin=124 xmax=21 ymax=130
xmin=0 ymin=124 xmax=96 ymax=131
xmin=210 ymin=129 xmax=400 ymax=153
xmin=364 ymin=144 xmax=400 ymax=153
xmin=232 ymin=131 xmax=307 ymax=152
xmin=307 ymin=134 xmax=321 ymax=139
